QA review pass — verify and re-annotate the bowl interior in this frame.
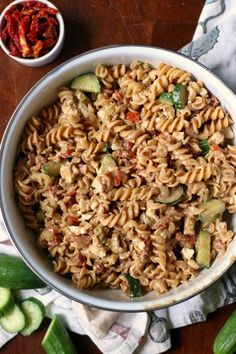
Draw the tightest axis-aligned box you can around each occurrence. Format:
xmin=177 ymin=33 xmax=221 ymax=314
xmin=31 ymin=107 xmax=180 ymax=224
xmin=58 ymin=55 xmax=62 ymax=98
xmin=1 ymin=45 xmax=236 ymax=311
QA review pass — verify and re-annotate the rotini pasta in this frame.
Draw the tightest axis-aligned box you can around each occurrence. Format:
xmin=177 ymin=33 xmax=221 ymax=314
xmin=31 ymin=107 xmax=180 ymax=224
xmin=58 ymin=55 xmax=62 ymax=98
xmin=14 ymin=61 xmax=236 ymax=297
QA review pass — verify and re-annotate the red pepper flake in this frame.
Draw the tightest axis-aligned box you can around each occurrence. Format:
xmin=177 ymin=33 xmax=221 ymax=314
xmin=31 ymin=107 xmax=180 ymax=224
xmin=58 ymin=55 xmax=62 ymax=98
xmin=0 ymin=1 xmax=59 ymax=59
xmin=126 ymin=111 xmax=140 ymax=123
xmin=211 ymin=144 xmax=221 ymax=152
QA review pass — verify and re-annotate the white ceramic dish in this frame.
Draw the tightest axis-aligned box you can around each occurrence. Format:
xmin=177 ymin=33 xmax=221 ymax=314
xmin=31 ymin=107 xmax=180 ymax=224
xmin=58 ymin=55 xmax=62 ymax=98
xmin=0 ymin=45 xmax=236 ymax=312
xmin=0 ymin=0 xmax=64 ymax=66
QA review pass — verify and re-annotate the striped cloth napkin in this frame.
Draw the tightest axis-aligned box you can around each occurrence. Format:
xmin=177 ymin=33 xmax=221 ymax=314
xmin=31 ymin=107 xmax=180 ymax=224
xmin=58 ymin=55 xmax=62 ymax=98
xmin=1 ymin=0 xmax=236 ymax=353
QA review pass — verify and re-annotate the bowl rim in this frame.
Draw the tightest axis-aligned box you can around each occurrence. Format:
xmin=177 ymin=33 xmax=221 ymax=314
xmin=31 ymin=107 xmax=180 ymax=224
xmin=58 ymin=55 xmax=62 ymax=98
xmin=0 ymin=0 xmax=65 ymax=64
xmin=0 ymin=44 xmax=236 ymax=312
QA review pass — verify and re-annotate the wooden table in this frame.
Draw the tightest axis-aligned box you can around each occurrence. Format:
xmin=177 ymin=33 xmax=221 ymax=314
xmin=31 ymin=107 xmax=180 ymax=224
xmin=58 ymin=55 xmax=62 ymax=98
xmin=0 ymin=0 xmax=236 ymax=353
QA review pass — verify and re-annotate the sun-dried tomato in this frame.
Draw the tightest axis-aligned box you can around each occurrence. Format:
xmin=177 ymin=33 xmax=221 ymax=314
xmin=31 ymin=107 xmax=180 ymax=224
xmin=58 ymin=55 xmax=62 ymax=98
xmin=0 ymin=1 xmax=59 ymax=59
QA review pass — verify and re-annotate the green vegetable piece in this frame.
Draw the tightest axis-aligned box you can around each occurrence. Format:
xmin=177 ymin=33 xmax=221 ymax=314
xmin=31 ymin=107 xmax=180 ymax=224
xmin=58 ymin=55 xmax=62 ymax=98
xmin=199 ymin=199 xmax=225 ymax=223
xmin=0 ymin=254 xmax=46 ymax=289
xmin=158 ymin=92 xmax=173 ymax=105
xmin=36 ymin=208 xmax=45 ymax=223
xmin=213 ymin=309 xmax=236 ymax=354
xmin=125 ymin=274 xmax=143 ymax=297
xmin=0 ymin=288 xmax=14 ymax=318
xmin=44 ymin=161 xmax=61 ymax=177
xmin=20 ymin=297 xmax=46 ymax=336
xmin=105 ymin=143 xmax=113 ymax=153
xmin=195 ymin=230 xmax=211 ymax=268
xmin=0 ymin=304 xmax=25 ymax=333
xmin=42 ymin=315 xmax=77 ymax=354
xmin=71 ymin=73 xmax=101 ymax=93
xmin=199 ymin=140 xmax=210 ymax=155
xmin=155 ymin=185 xmax=184 ymax=205
xmin=172 ymin=84 xmax=188 ymax=109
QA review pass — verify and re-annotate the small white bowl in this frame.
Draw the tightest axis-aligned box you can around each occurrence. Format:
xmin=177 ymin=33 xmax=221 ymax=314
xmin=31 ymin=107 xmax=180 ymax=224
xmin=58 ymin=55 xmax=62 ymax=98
xmin=0 ymin=46 xmax=236 ymax=312
xmin=0 ymin=0 xmax=64 ymax=66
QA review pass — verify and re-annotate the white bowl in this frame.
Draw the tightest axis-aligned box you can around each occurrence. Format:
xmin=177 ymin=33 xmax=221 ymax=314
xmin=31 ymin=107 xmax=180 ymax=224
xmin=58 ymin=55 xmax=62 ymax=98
xmin=0 ymin=0 xmax=64 ymax=66
xmin=0 ymin=46 xmax=236 ymax=312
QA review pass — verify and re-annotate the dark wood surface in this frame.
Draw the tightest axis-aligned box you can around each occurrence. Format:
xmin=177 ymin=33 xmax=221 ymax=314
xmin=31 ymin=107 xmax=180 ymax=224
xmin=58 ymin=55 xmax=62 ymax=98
xmin=1 ymin=1 xmax=236 ymax=353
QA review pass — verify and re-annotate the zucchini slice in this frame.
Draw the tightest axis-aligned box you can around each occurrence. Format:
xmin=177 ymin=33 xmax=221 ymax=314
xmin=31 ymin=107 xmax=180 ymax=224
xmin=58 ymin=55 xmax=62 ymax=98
xmin=199 ymin=140 xmax=210 ymax=155
xmin=42 ymin=315 xmax=77 ymax=354
xmin=0 ymin=254 xmax=46 ymax=289
xmin=158 ymin=92 xmax=173 ymax=105
xmin=20 ymin=297 xmax=46 ymax=336
xmin=71 ymin=73 xmax=101 ymax=93
xmin=0 ymin=304 xmax=25 ymax=333
xmin=0 ymin=288 xmax=14 ymax=318
xmin=123 ymin=274 xmax=143 ymax=297
xmin=195 ymin=230 xmax=211 ymax=268
xmin=172 ymin=84 xmax=188 ymax=109
xmin=199 ymin=199 xmax=225 ymax=223
xmin=155 ymin=185 xmax=184 ymax=205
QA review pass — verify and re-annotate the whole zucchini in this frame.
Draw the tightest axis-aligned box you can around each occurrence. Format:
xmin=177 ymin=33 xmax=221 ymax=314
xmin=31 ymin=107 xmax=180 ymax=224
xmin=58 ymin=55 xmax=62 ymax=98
xmin=0 ymin=254 xmax=45 ymax=289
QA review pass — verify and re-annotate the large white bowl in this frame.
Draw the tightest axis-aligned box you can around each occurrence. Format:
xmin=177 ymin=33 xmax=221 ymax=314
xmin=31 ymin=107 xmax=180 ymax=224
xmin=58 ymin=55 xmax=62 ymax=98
xmin=0 ymin=46 xmax=236 ymax=312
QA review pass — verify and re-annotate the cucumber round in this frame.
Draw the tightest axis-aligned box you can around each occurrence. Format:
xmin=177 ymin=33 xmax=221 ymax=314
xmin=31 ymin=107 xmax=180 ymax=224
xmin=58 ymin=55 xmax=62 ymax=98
xmin=172 ymin=84 xmax=188 ymax=109
xmin=158 ymin=92 xmax=173 ymax=105
xmin=42 ymin=315 xmax=77 ymax=354
xmin=71 ymin=73 xmax=101 ymax=93
xmin=20 ymin=297 xmax=46 ymax=336
xmin=0 ymin=288 xmax=14 ymax=318
xmin=0 ymin=304 xmax=25 ymax=333
xmin=155 ymin=185 xmax=184 ymax=205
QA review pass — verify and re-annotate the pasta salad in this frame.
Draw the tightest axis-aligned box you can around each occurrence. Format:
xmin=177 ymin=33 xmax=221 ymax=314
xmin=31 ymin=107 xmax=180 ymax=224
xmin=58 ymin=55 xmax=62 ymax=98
xmin=14 ymin=61 xmax=236 ymax=297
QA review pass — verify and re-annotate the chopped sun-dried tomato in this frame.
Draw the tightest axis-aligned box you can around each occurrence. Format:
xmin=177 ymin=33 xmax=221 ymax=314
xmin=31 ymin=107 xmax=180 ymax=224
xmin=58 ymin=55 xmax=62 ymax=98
xmin=211 ymin=144 xmax=221 ymax=152
xmin=67 ymin=215 xmax=79 ymax=225
xmin=126 ymin=111 xmax=140 ymax=123
xmin=113 ymin=170 xmax=128 ymax=186
xmin=0 ymin=1 xmax=59 ymax=59
xmin=123 ymin=140 xmax=135 ymax=150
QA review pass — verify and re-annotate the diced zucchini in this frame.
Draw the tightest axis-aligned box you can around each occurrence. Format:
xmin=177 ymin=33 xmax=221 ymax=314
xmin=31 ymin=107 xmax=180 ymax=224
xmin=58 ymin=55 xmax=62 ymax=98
xmin=199 ymin=199 xmax=225 ymax=223
xmin=42 ymin=315 xmax=77 ymax=354
xmin=155 ymin=185 xmax=184 ymax=205
xmin=172 ymin=84 xmax=188 ymax=109
xmin=199 ymin=140 xmax=210 ymax=155
xmin=20 ymin=297 xmax=46 ymax=336
xmin=0 ymin=254 xmax=45 ymax=289
xmin=44 ymin=161 xmax=61 ymax=177
xmin=0 ymin=288 xmax=14 ymax=318
xmin=195 ymin=230 xmax=211 ymax=268
xmin=71 ymin=73 xmax=101 ymax=93
xmin=0 ymin=304 xmax=25 ymax=333
xmin=124 ymin=274 xmax=142 ymax=297
xmin=158 ymin=92 xmax=173 ymax=105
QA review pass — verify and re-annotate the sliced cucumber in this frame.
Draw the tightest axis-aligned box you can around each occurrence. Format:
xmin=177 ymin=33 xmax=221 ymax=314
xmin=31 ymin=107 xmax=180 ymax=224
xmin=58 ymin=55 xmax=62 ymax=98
xmin=20 ymin=297 xmax=46 ymax=336
xmin=195 ymin=230 xmax=211 ymax=268
xmin=124 ymin=274 xmax=142 ymax=297
xmin=0 ymin=304 xmax=25 ymax=333
xmin=71 ymin=73 xmax=101 ymax=93
xmin=0 ymin=288 xmax=14 ymax=318
xmin=199 ymin=140 xmax=210 ymax=155
xmin=199 ymin=199 xmax=225 ymax=223
xmin=155 ymin=185 xmax=184 ymax=205
xmin=0 ymin=254 xmax=45 ymax=289
xmin=172 ymin=84 xmax=188 ymax=109
xmin=158 ymin=92 xmax=173 ymax=105
xmin=42 ymin=315 xmax=77 ymax=354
